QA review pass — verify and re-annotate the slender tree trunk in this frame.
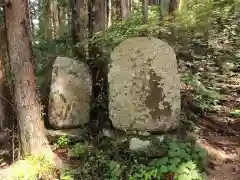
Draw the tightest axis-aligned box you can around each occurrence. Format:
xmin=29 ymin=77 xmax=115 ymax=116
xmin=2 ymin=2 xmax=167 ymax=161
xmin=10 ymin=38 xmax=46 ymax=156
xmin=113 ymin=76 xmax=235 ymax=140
xmin=0 ymin=11 xmax=9 ymax=132
xmin=67 ymin=0 xmax=72 ymax=37
xmin=39 ymin=0 xmax=53 ymax=40
xmin=4 ymin=0 xmax=61 ymax=166
xmin=0 ymin=52 xmax=5 ymax=131
xmin=121 ymin=0 xmax=129 ymax=21
xmin=0 ymin=22 xmax=4 ymax=130
xmin=29 ymin=3 xmax=35 ymax=40
xmin=58 ymin=3 xmax=67 ymax=37
xmin=88 ymin=0 xmax=107 ymax=141
xmin=149 ymin=0 xmax=154 ymax=5
xmin=92 ymin=0 xmax=105 ymax=33
xmin=143 ymin=0 xmax=148 ymax=23
xmin=160 ymin=0 xmax=171 ymax=18
xmin=178 ymin=0 xmax=184 ymax=12
xmin=71 ymin=0 xmax=88 ymax=59
xmin=130 ymin=0 xmax=134 ymax=12
xmin=51 ymin=0 xmax=60 ymax=38
xmin=169 ymin=0 xmax=178 ymax=16
xmin=113 ymin=0 xmax=121 ymax=22
xmin=88 ymin=0 xmax=105 ymax=61
xmin=107 ymin=0 xmax=112 ymax=27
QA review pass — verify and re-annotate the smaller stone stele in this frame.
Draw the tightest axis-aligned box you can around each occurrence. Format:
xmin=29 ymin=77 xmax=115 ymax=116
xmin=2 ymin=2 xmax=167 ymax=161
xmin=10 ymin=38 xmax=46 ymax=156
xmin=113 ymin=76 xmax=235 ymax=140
xmin=108 ymin=37 xmax=181 ymax=132
xmin=48 ymin=57 xmax=92 ymax=129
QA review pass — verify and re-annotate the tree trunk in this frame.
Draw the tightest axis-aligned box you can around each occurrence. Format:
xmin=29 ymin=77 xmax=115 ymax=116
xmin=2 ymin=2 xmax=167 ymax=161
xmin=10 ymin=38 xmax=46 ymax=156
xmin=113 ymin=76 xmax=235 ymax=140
xmin=112 ymin=0 xmax=121 ymax=22
xmin=107 ymin=0 xmax=112 ymax=27
xmin=92 ymin=0 xmax=105 ymax=33
xmin=88 ymin=0 xmax=107 ymax=141
xmin=160 ymin=0 xmax=171 ymax=18
xmin=169 ymin=0 xmax=178 ymax=16
xmin=39 ymin=0 xmax=53 ymax=40
xmin=58 ymin=3 xmax=68 ymax=37
xmin=0 ymin=10 xmax=9 ymax=132
xmin=72 ymin=0 xmax=87 ymax=59
xmin=0 ymin=51 xmax=5 ymax=131
xmin=121 ymin=0 xmax=129 ymax=21
xmin=29 ymin=2 xmax=35 ymax=40
xmin=51 ymin=0 xmax=60 ymax=38
xmin=143 ymin=0 xmax=148 ymax=23
xmin=4 ymin=0 xmax=61 ymax=166
xmin=178 ymin=0 xmax=184 ymax=12
xmin=0 ymin=17 xmax=5 ymax=130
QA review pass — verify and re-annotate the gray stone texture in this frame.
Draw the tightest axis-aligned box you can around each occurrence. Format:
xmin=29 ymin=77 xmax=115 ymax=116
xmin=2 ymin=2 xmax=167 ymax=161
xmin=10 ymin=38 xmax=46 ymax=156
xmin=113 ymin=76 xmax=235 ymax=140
xmin=48 ymin=57 xmax=92 ymax=129
xmin=108 ymin=37 xmax=181 ymax=132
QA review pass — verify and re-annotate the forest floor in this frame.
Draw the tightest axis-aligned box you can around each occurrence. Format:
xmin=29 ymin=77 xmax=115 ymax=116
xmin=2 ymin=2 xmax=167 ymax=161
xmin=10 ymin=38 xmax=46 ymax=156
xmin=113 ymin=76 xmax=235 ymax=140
xmin=181 ymin=64 xmax=240 ymax=180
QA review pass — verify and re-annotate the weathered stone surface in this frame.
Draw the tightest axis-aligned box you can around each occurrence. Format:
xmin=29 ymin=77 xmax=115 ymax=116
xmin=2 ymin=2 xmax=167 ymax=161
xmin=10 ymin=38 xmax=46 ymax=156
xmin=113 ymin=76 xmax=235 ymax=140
xmin=108 ymin=37 xmax=181 ymax=132
xmin=129 ymin=137 xmax=168 ymax=158
xmin=48 ymin=57 xmax=92 ymax=129
xmin=46 ymin=128 xmax=86 ymax=142
xmin=129 ymin=137 xmax=151 ymax=151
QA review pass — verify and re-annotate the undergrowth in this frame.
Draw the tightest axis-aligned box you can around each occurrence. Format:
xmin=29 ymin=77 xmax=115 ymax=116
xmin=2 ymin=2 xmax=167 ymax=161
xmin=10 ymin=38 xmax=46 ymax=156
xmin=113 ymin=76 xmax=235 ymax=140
xmin=9 ymin=155 xmax=54 ymax=180
xmin=230 ymin=109 xmax=240 ymax=117
xmin=182 ymin=73 xmax=222 ymax=112
xmin=60 ymin=137 xmax=207 ymax=180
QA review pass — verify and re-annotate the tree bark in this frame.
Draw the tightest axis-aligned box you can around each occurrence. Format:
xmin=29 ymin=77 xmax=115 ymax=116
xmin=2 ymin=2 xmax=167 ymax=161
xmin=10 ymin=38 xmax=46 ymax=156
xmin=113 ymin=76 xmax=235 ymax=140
xmin=160 ymin=0 xmax=171 ymax=18
xmin=72 ymin=0 xmax=87 ymax=59
xmin=112 ymin=0 xmax=121 ymax=22
xmin=107 ymin=0 xmax=112 ymax=27
xmin=169 ymin=0 xmax=179 ymax=15
xmin=178 ymin=0 xmax=184 ymax=12
xmin=29 ymin=1 xmax=35 ymax=40
xmin=4 ymin=0 xmax=61 ymax=166
xmin=51 ymin=0 xmax=60 ymax=38
xmin=92 ymin=0 xmax=105 ymax=33
xmin=143 ymin=0 xmax=148 ymax=23
xmin=0 ymin=17 xmax=6 ymax=130
xmin=39 ymin=0 xmax=53 ymax=40
xmin=88 ymin=0 xmax=107 ymax=141
xmin=121 ymin=0 xmax=129 ymax=21
xmin=58 ymin=2 xmax=68 ymax=37
xmin=0 ymin=51 xmax=5 ymax=131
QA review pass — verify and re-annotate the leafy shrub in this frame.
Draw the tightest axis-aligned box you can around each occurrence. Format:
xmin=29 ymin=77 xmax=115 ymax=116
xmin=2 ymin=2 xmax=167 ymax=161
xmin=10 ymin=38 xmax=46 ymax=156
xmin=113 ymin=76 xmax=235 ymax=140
xmin=176 ymin=0 xmax=214 ymax=28
xmin=56 ymin=135 xmax=70 ymax=148
xmin=10 ymin=155 xmax=54 ymax=180
xmin=62 ymin=138 xmax=208 ymax=180
xmin=129 ymin=140 xmax=207 ymax=180
xmin=60 ymin=168 xmax=79 ymax=180
xmin=230 ymin=109 xmax=240 ymax=117
xmin=69 ymin=142 xmax=89 ymax=157
xmin=182 ymin=74 xmax=222 ymax=111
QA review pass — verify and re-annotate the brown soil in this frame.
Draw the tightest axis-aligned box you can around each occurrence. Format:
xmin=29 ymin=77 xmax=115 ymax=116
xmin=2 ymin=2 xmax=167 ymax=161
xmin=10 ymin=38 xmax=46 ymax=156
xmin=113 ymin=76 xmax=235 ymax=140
xmin=184 ymin=70 xmax=240 ymax=180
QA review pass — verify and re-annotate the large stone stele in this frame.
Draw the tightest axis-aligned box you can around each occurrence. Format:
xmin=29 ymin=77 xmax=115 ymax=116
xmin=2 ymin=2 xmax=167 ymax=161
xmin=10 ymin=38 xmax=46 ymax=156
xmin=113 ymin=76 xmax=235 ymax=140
xmin=48 ymin=57 xmax=92 ymax=129
xmin=108 ymin=37 xmax=181 ymax=132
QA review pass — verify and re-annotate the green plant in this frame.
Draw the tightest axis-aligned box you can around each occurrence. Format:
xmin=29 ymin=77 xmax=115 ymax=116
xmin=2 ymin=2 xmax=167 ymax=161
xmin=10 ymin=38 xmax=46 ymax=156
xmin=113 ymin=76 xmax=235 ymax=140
xmin=85 ymin=6 xmax=161 ymax=55
xmin=104 ymin=160 xmax=126 ymax=180
xmin=10 ymin=155 xmax=54 ymax=180
xmin=175 ymin=0 xmax=214 ymax=28
xmin=129 ymin=140 xmax=207 ymax=180
xmin=57 ymin=135 xmax=70 ymax=148
xmin=69 ymin=142 xmax=89 ymax=157
xmin=60 ymin=168 xmax=80 ymax=180
xmin=58 ymin=136 xmax=208 ymax=180
xmin=182 ymin=74 xmax=222 ymax=111
xmin=230 ymin=109 xmax=240 ymax=117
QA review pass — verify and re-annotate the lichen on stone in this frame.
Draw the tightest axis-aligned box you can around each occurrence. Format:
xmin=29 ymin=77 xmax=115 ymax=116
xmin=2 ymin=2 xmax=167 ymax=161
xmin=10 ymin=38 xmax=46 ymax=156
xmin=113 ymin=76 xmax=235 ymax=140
xmin=109 ymin=37 xmax=181 ymax=132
